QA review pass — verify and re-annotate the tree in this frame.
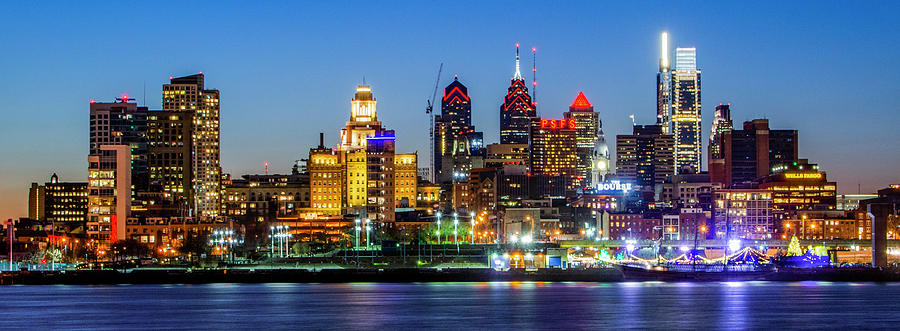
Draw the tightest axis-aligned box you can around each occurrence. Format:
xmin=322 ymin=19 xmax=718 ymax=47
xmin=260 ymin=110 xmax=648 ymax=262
xmin=785 ymin=236 xmax=802 ymax=257
xmin=110 ymin=239 xmax=151 ymax=261
xmin=178 ymin=232 xmax=210 ymax=261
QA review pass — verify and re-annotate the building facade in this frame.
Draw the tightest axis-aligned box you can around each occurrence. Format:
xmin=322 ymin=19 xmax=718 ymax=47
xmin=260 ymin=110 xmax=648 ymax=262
xmin=530 ymin=118 xmax=578 ymax=191
xmin=162 ymin=73 xmax=221 ymax=219
xmin=87 ymin=144 xmax=131 ymax=242
xmin=671 ymin=47 xmax=702 ymax=174
xmin=563 ymin=92 xmax=604 ymax=189
xmin=499 ymin=45 xmax=536 ymax=145
xmin=28 ymin=174 xmax=88 ymax=223
xmin=615 ymin=125 xmax=675 ymax=188
xmin=712 ymin=189 xmax=774 ymax=240
xmin=711 ymin=119 xmax=798 ymax=187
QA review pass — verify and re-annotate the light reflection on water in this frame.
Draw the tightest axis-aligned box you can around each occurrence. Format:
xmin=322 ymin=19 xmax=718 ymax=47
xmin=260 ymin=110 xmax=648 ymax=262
xmin=0 ymin=282 xmax=898 ymax=330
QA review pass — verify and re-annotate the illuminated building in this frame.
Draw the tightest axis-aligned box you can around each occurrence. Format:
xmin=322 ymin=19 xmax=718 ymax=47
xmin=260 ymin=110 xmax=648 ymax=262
xmin=162 ymin=73 xmax=221 ymax=219
xmin=708 ymin=103 xmax=733 ymax=179
xmin=781 ymin=211 xmax=859 ymax=240
xmin=88 ymin=144 xmax=131 ymax=242
xmin=836 ymin=194 xmax=878 ymax=211
xmin=656 ymin=31 xmax=672 ymax=134
xmin=656 ymin=173 xmax=723 ymax=210
xmin=468 ymin=167 xmax=498 ymax=214
xmin=608 ymin=213 xmax=660 ymax=240
xmin=500 ymin=44 xmax=536 ymax=145
xmin=434 ymin=77 xmax=484 ymax=185
xmin=28 ymin=174 xmax=88 ymax=222
xmin=147 ymin=110 xmax=193 ymax=214
xmin=615 ymin=124 xmax=674 ymax=188
xmin=89 ymin=97 xmax=149 ymax=198
xmin=671 ymin=47 xmax=702 ymax=174
xmin=223 ymin=172 xmax=310 ymax=222
xmin=711 ymin=119 xmax=798 ymax=187
xmin=485 ymin=143 xmax=529 ymax=170
xmin=758 ymin=159 xmax=837 ymax=214
xmin=304 ymin=85 xmax=417 ymax=226
xmin=563 ymin=91 xmax=607 ymax=189
xmin=395 ymin=154 xmax=418 ymax=209
xmin=530 ymin=118 xmax=578 ymax=191
xmin=713 ymin=189 xmax=774 ymax=240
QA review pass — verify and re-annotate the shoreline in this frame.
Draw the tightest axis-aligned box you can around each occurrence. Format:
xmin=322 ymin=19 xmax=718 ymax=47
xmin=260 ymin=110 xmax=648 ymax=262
xmin=3 ymin=267 xmax=900 ymax=285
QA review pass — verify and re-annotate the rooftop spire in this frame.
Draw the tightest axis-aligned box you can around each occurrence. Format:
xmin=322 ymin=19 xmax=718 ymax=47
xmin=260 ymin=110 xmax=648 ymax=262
xmin=514 ymin=43 xmax=522 ymax=80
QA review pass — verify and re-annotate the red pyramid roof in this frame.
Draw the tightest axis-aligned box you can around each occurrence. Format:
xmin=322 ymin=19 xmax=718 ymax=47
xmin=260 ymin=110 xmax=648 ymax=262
xmin=570 ymin=91 xmax=592 ymax=108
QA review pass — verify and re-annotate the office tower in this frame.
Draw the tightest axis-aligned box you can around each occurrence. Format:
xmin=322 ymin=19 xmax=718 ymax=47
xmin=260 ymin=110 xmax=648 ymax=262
xmin=162 ymin=73 xmax=221 ymax=219
xmin=89 ymin=97 xmax=149 ymax=200
xmin=28 ymin=174 xmax=88 ymax=222
xmin=615 ymin=125 xmax=675 ymax=188
xmin=759 ymin=159 xmax=837 ymax=214
xmin=563 ymin=91 xmax=603 ymax=189
xmin=656 ymin=31 xmax=672 ymax=134
xmin=306 ymin=85 xmax=417 ymax=224
xmin=710 ymin=119 xmax=798 ymax=187
xmin=671 ymin=47 xmax=702 ymax=174
xmin=87 ymin=144 xmax=131 ymax=242
xmin=340 ymin=85 xmax=383 ymax=150
xmin=500 ymin=44 xmax=536 ymax=144
xmin=147 ymin=110 xmax=194 ymax=214
xmin=435 ymin=77 xmax=484 ymax=185
xmin=530 ymin=118 xmax=578 ymax=191
xmin=708 ymin=103 xmax=733 ymax=180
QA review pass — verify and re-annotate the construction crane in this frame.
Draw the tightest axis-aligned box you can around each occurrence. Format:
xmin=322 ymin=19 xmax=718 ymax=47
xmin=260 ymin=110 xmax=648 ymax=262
xmin=426 ymin=63 xmax=443 ymax=183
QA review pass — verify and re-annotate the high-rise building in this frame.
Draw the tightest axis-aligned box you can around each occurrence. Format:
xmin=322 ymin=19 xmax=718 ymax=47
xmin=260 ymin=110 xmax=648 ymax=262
xmin=485 ymin=143 xmax=530 ymax=169
xmin=564 ymin=91 xmax=606 ymax=189
xmin=435 ymin=77 xmax=484 ymax=185
xmin=500 ymin=44 xmax=536 ymax=145
xmin=147 ymin=110 xmax=194 ymax=214
xmin=305 ymin=85 xmax=417 ymax=225
xmin=671 ymin=47 xmax=702 ymax=174
xmin=710 ymin=119 xmax=798 ymax=187
xmin=162 ymin=73 xmax=221 ymax=219
xmin=708 ymin=103 xmax=734 ymax=179
xmin=89 ymin=97 xmax=149 ymax=202
xmin=530 ymin=118 xmax=578 ymax=191
xmin=28 ymin=174 xmax=88 ymax=222
xmin=656 ymin=31 xmax=672 ymax=134
xmin=615 ymin=125 xmax=675 ymax=188
xmin=87 ymin=144 xmax=131 ymax=242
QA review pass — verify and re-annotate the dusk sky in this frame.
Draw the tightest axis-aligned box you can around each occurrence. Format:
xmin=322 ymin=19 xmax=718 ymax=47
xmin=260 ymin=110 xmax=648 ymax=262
xmin=1 ymin=1 xmax=898 ymax=220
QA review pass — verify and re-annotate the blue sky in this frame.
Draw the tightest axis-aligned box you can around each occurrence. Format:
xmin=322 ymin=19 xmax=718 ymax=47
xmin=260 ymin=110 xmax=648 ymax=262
xmin=1 ymin=1 xmax=898 ymax=219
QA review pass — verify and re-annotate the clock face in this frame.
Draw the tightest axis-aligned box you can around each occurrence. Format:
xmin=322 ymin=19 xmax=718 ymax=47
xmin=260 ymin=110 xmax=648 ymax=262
xmin=596 ymin=160 xmax=608 ymax=171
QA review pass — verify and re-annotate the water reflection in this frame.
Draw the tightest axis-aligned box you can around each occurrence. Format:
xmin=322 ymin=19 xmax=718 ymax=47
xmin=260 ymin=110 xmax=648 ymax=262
xmin=0 ymin=282 xmax=897 ymax=329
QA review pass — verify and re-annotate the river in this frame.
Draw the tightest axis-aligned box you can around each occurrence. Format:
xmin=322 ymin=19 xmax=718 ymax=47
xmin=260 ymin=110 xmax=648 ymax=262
xmin=2 ymin=282 xmax=897 ymax=329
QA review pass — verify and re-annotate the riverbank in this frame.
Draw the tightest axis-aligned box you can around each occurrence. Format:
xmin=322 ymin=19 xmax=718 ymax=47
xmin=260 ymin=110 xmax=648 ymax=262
xmin=4 ymin=266 xmax=900 ymax=285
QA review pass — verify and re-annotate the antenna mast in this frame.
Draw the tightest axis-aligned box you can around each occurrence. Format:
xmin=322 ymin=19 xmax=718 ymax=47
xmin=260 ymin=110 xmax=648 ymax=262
xmin=532 ymin=47 xmax=537 ymax=109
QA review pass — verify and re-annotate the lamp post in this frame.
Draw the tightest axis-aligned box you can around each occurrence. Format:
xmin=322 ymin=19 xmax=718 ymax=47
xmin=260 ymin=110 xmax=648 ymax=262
xmin=469 ymin=211 xmax=476 ymax=244
xmin=365 ymin=219 xmax=371 ymax=250
xmin=270 ymin=226 xmax=275 ymax=258
xmin=354 ymin=220 xmax=361 ymax=267
xmin=454 ymin=212 xmax=459 ymax=254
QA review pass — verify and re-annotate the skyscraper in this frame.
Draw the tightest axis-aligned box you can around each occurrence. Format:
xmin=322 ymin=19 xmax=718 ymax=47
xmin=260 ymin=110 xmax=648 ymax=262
xmin=89 ymin=97 xmax=149 ymax=199
xmin=530 ymin=118 xmax=578 ymax=191
xmin=708 ymin=103 xmax=734 ymax=179
xmin=710 ymin=119 xmax=798 ymax=187
xmin=615 ymin=125 xmax=675 ymax=188
xmin=563 ymin=91 xmax=601 ymax=189
xmin=435 ymin=77 xmax=484 ymax=185
xmin=656 ymin=31 xmax=672 ymax=134
xmin=500 ymin=44 xmax=536 ymax=145
xmin=162 ymin=73 xmax=221 ymax=219
xmin=671 ymin=47 xmax=702 ymax=174
xmin=87 ymin=144 xmax=131 ymax=242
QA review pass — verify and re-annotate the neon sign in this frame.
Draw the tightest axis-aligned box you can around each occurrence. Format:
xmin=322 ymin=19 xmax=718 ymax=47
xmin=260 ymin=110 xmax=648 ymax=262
xmin=596 ymin=181 xmax=632 ymax=192
xmin=540 ymin=118 xmax=576 ymax=129
xmin=784 ymin=173 xmax=821 ymax=179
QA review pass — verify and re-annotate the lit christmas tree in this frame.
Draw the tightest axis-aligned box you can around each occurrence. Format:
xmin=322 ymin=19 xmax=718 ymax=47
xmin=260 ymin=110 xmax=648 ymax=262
xmin=786 ymin=236 xmax=802 ymax=256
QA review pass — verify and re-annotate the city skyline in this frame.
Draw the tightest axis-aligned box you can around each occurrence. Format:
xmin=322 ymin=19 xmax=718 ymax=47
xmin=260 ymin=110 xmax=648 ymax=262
xmin=2 ymin=1 xmax=899 ymax=221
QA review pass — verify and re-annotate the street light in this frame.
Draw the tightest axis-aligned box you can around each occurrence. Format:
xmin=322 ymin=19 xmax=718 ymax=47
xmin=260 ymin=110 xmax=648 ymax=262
xmin=454 ymin=214 xmax=460 ymax=254
xmin=365 ymin=219 xmax=372 ymax=249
